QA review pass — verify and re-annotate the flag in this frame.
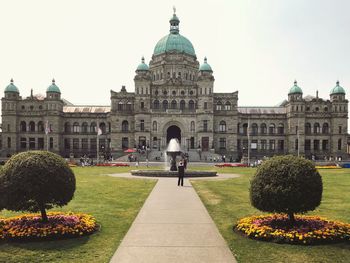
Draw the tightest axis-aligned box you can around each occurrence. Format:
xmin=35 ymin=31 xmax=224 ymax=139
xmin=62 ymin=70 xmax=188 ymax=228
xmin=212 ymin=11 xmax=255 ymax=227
xmin=97 ymin=128 xmax=102 ymax=136
xmin=45 ymin=120 xmax=50 ymax=135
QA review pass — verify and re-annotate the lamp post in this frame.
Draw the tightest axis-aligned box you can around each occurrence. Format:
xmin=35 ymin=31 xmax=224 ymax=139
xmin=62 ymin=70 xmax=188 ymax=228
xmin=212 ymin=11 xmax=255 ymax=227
xmin=186 ymin=138 xmax=190 ymax=152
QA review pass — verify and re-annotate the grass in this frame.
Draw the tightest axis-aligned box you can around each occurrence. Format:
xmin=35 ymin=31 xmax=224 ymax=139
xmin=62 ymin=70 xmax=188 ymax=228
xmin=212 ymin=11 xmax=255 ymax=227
xmin=191 ymin=167 xmax=350 ymax=263
xmin=0 ymin=167 xmax=156 ymax=263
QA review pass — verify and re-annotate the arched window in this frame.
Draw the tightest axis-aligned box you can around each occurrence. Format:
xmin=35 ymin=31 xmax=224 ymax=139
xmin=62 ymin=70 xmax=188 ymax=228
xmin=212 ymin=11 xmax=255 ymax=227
xmin=73 ymin=122 xmax=80 ymax=133
xmin=99 ymin=122 xmax=106 ymax=134
xmin=180 ymin=100 xmax=186 ymax=110
xmin=64 ymin=122 xmax=70 ymax=133
xmin=37 ymin=121 xmax=44 ymax=132
xmin=251 ymin=123 xmax=258 ymax=135
xmin=305 ymin=123 xmax=311 ymax=134
xmin=152 ymin=121 xmax=157 ymax=132
xmin=162 ymin=100 xmax=168 ymax=110
xmin=225 ymin=101 xmax=231 ymax=110
xmin=189 ymin=100 xmax=195 ymax=110
xmin=153 ymin=100 xmax=160 ymax=109
xmin=243 ymin=123 xmax=248 ymax=135
xmin=29 ymin=121 xmax=35 ymax=132
xmin=314 ymin=123 xmax=320 ymax=134
xmin=216 ymin=101 xmax=222 ymax=110
xmin=126 ymin=102 xmax=132 ymax=111
xmin=219 ymin=121 xmax=226 ymax=132
xmin=122 ymin=120 xmax=129 ymax=132
xmin=190 ymin=121 xmax=195 ymax=132
xmin=20 ymin=121 xmax=27 ymax=132
xmin=260 ymin=123 xmax=267 ymax=134
xmin=82 ymin=122 xmax=88 ymax=133
xmin=322 ymin=123 xmax=329 ymax=134
xmin=338 ymin=139 xmax=342 ymax=150
xmin=90 ymin=122 xmax=97 ymax=133
xmin=171 ymin=100 xmax=177 ymax=109
xmin=269 ymin=123 xmax=275 ymax=134
xmin=278 ymin=123 xmax=284 ymax=134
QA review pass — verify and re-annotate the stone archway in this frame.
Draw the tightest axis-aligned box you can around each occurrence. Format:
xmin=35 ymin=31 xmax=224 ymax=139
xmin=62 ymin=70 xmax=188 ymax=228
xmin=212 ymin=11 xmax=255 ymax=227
xmin=166 ymin=125 xmax=181 ymax=143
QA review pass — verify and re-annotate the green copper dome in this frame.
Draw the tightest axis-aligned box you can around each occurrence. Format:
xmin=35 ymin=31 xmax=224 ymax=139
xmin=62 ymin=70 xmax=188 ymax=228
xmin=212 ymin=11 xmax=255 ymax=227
xmin=199 ymin=57 xmax=213 ymax=72
xmin=153 ymin=11 xmax=196 ymax=57
xmin=136 ymin=57 xmax=149 ymax=71
xmin=330 ymin=81 xmax=345 ymax=95
xmin=47 ymin=79 xmax=61 ymax=93
xmin=288 ymin=80 xmax=303 ymax=95
xmin=5 ymin=79 xmax=19 ymax=93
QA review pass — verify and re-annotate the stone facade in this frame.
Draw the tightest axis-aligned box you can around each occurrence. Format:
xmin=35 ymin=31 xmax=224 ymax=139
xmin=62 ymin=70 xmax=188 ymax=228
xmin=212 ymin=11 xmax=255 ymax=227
xmin=1 ymin=12 xmax=348 ymax=161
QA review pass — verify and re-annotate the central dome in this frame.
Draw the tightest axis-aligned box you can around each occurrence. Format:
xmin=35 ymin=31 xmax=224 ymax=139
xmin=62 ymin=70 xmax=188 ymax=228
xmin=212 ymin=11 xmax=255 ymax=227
xmin=153 ymin=12 xmax=196 ymax=57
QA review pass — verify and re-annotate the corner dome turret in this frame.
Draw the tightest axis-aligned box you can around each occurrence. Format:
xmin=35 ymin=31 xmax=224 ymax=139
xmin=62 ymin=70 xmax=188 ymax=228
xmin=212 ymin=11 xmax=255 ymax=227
xmin=288 ymin=80 xmax=303 ymax=95
xmin=199 ymin=57 xmax=213 ymax=72
xmin=5 ymin=79 xmax=19 ymax=93
xmin=153 ymin=9 xmax=196 ymax=57
xmin=330 ymin=80 xmax=345 ymax=95
xmin=136 ymin=57 xmax=149 ymax=71
xmin=46 ymin=79 xmax=61 ymax=93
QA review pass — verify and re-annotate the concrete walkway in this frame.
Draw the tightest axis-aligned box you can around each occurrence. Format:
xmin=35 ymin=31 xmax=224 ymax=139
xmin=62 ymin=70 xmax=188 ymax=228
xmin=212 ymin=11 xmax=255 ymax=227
xmin=110 ymin=177 xmax=237 ymax=263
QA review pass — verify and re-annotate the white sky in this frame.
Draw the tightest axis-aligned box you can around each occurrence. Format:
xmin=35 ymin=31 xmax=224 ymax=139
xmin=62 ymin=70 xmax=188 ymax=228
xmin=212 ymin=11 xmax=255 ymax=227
xmin=0 ymin=0 xmax=349 ymax=107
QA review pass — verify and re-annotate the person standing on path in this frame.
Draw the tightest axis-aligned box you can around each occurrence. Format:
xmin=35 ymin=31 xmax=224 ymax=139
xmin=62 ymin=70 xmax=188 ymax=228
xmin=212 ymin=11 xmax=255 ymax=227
xmin=177 ymin=160 xmax=185 ymax=186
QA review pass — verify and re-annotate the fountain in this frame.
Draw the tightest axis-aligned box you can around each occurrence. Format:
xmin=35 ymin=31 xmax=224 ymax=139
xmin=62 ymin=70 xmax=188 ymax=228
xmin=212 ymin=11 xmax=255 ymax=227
xmin=131 ymin=137 xmax=217 ymax=178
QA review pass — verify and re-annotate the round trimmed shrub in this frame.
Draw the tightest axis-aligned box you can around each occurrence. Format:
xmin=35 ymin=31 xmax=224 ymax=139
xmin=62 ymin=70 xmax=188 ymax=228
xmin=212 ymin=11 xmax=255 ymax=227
xmin=250 ymin=155 xmax=322 ymax=223
xmin=0 ymin=151 xmax=76 ymax=222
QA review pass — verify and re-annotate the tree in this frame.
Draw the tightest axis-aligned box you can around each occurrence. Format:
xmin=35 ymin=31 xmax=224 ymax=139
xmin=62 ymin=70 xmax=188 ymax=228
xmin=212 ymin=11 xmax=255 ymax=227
xmin=0 ymin=151 xmax=76 ymax=222
xmin=250 ymin=155 xmax=322 ymax=224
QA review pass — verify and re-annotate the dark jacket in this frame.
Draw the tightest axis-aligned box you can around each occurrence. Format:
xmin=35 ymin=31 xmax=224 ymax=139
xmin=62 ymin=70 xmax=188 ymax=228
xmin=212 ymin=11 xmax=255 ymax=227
xmin=178 ymin=165 xmax=185 ymax=177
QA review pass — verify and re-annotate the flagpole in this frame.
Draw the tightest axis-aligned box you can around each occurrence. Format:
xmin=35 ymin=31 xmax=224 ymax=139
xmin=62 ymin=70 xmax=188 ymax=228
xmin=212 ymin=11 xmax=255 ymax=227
xmin=97 ymin=121 xmax=99 ymax=164
xmin=247 ymin=117 xmax=250 ymax=167
xmin=297 ymin=119 xmax=300 ymax=157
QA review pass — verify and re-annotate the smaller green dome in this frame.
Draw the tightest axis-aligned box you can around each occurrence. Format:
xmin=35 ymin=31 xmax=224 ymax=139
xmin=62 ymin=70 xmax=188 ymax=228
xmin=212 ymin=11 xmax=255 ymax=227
xmin=47 ymin=79 xmax=61 ymax=93
xmin=330 ymin=81 xmax=345 ymax=95
xmin=288 ymin=80 xmax=303 ymax=95
xmin=5 ymin=79 xmax=19 ymax=93
xmin=199 ymin=57 xmax=213 ymax=72
xmin=136 ymin=57 xmax=149 ymax=71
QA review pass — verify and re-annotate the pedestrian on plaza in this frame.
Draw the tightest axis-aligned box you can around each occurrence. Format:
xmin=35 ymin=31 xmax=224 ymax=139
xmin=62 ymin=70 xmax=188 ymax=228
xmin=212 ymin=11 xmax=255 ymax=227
xmin=177 ymin=160 xmax=185 ymax=187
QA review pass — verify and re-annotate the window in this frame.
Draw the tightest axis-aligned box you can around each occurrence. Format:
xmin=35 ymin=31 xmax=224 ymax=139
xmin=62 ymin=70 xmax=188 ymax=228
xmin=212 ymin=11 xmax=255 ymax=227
xmin=190 ymin=121 xmax=195 ymax=132
xmin=260 ymin=123 xmax=267 ymax=134
xmin=261 ymin=140 xmax=267 ymax=150
xmin=38 ymin=138 xmax=44 ymax=149
xmin=172 ymin=90 xmax=176 ymax=95
xmin=64 ymin=138 xmax=70 ymax=150
xmin=204 ymin=102 xmax=208 ymax=109
xmin=339 ymin=126 xmax=342 ymax=134
xmin=20 ymin=121 xmax=26 ymax=132
xmin=295 ymin=139 xmax=298 ymax=150
xmin=118 ymin=102 xmax=123 ymax=111
xmin=90 ymin=122 xmax=97 ymax=133
xmin=322 ymin=123 xmax=329 ymax=134
xmin=305 ymin=123 xmax=311 ymax=134
xmin=251 ymin=123 xmax=258 ymax=135
xmin=216 ymin=101 xmax=222 ymax=110
xmin=152 ymin=121 xmax=157 ymax=132
xmin=80 ymin=138 xmax=88 ymax=150
xmin=242 ymin=123 xmax=248 ymax=135
xmin=82 ymin=122 xmax=88 ymax=133
xmin=140 ymin=120 xmax=145 ymax=131
xmin=20 ymin=137 xmax=26 ymax=149
xmin=122 ymin=121 xmax=129 ymax=132
xmin=37 ymin=121 xmax=44 ymax=132
xmin=29 ymin=121 xmax=35 ymax=132
xmin=73 ymin=138 xmax=79 ymax=150
xmin=122 ymin=137 xmax=129 ymax=149
xmin=189 ymin=90 xmax=194 ymax=95
xmin=49 ymin=137 xmax=53 ymax=149
xmin=269 ymin=140 xmax=275 ymax=150
xmin=64 ymin=122 xmax=70 ymax=133
xmin=322 ymin=140 xmax=328 ymax=151
xmin=140 ymin=101 xmax=145 ymax=109
xmin=171 ymin=100 xmax=177 ymax=109
xmin=90 ymin=139 xmax=96 ymax=151
xmin=29 ymin=138 xmax=35 ymax=149
xmin=99 ymin=122 xmax=106 ymax=134
xmin=162 ymin=100 xmax=168 ymax=110
xmin=237 ymin=139 xmax=241 ymax=150
xmin=219 ymin=138 xmax=226 ymax=149
xmin=7 ymin=137 xmax=11 ymax=148
xmin=278 ymin=140 xmax=284 ymax=151
xmin=189 ymin=100 xmax=195 ymax=110
xmin=203 ymin=120 xmax=208 ymax=132
xmin=126 ymin=102 xmax=132 ymax=111
xmin=180 ymin=100 xmax=185 ymax=110
xmin=153 ymin=100 xmax=160 ymax=109
xmin=219 ymin=121 xmax=226 ymax=132
xmin=269 ymin=124 xmax=275 ymax=134
xmin=73 ymin=122 xmax=80 ymax=133
xmin=305 ymin=139 xmax=311 ymax=151
xmin=314 ymin=123 xmax=320 ymax=134
xmin=278 ymin=124 xmax=284 ymax=134
xmin=225 ymin=102 xmax=231 ymax=110
xmin=338 ymin=139 xmax=342 ymax=151
xmin=314 ymin=140 xmax=320 ymax=151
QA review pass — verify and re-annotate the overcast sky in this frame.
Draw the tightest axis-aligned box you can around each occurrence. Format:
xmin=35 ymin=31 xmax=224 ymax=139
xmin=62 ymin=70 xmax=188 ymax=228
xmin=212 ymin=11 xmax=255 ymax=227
xmin=0 ymin=0 xmax=349 ymax=107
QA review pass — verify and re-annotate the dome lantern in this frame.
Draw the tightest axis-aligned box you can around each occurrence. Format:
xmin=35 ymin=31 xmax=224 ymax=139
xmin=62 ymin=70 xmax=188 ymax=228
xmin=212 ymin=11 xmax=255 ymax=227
xmin=169 ymin=6 xmax=180 ymax=34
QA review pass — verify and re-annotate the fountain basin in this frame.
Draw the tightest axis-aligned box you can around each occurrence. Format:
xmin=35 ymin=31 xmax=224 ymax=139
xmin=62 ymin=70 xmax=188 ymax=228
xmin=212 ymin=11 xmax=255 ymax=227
xmin=131 ymin=170 xmax=217 ymax=177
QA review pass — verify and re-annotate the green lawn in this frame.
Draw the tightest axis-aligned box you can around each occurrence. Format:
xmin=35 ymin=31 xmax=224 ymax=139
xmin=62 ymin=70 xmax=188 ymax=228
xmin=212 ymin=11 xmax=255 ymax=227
xmin=192 ymin=168 xmax=350 ymax=263
xmin=0 ymin=167 xmax=156 ymax=263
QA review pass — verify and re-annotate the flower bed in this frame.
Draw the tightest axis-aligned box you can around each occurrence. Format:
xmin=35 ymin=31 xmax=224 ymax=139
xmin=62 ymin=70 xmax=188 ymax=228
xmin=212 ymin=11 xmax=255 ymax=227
xmin=235 ymin=214 xmax=350 ymax=245
xmin=315 ymin=166 xmax=340 ymax=169
xmin=95 ymin=163 xmax=129 ymax=167
xmin=215 ymin=163 xmax=248 ymax=168
xmin=0 ymin=212 xmax=98 ymax=241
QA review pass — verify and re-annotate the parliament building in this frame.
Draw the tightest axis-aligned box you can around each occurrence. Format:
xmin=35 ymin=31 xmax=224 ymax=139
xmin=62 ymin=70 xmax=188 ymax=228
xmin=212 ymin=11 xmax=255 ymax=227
xmin=1 ymin=11 xmax=348 ymax=161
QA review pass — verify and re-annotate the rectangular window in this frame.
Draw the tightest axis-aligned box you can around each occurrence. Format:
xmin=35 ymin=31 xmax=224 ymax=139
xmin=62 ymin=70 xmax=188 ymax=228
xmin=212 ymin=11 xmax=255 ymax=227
xmin=339 ymin=126 xmax=342 ymax=134
xmin=204 ymin=102 xmax=208 ymax=109
xmin=20 ymin=137 xmax=26 ymax=149
xmin=38 ymin=138 xmax=44 ymax=149
xmin=140 ymin=120 xmax=145 ymax=131
xmin=295 ymin=139 xmax=299 ymax=150
xmin=90 ymin=139 xmax=96 ymax=150
xmin=82 ymin=138 xmax=88 ymax=150
xmin=269 ymin=140 xmax=275 ymax=150
xmin=278 ymin=140 xmax=284 ymax=151
xmin=242 ymin=139 xmax=248 ymax=149
xmin=219 ymin=138 xmax=226 ymax=149
xmin=7 ymin=137 xmax=11 ymax=148
xmin=141 ymin=102 xmax=145 ymax=109
xmin=122 ymin=137 xmax=129 ymax=149
xmin=73 ymin=138 xmax=79 ymax=150
xmin=338 ymin=139 xmax=342 ymax=151
xmin=313 ymin=140 xmax=320 ymax=151
xmin=99 ymin=139 xmax=106 ymax=150
xmin=251 ymin=140 xmax=258 ymax=150
xmin=237 ymin=139 xmax=241 ymax=150
xmin=305 ymin=139 xmax=311 ymax=151
xmin=203 ymin=120 xmax=208 ymax=132
xmin=118 ymin=103 xmax=123 ymax=111
xmin=261 ymin=140 xmax=267 ymax=150
xmin=50 ymin=137 xmax=53 ymax=149
xmin=64 ymin=138 xmax=70 ymax=150
xmin=322 ymin=140 xmax=328 ymax=151
xmin=29 ymin=138 xmax=36 ymax=149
